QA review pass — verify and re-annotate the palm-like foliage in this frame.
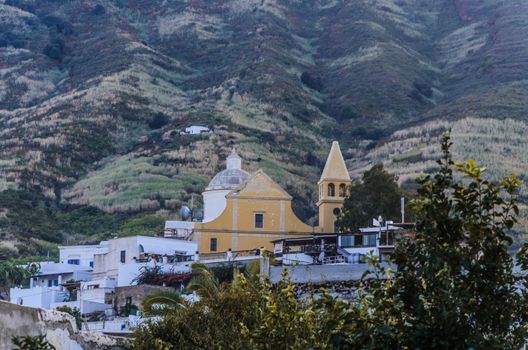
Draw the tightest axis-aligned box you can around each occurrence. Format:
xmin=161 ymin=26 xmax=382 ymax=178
xmin=12 ymin=335 xmax=55 ymax=350
xmin=186 ymin=263 xmax=220 ymax=299
xmin=141 ymin=291 xmax=185 ymax=317
xmin=0 ymin=262 xmax=37 ymax=294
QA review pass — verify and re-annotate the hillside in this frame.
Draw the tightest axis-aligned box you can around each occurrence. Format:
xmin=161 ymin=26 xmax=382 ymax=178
xmin=1 ymin=0 xmax=528 ymax=257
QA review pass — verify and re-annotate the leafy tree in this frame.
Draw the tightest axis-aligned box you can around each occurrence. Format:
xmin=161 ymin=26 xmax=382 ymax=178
xmin=43 ymin=37 xmax=65 ymax=61
xmin=336 ymin=163 xmax=402 ymax=231
xmin=140 ymin=291 xmax=185 ymax=317
xmin=148 ymin=113 xmax=169 ymax=130
xmin=381 ymin=132 xmax=528 ymax=348
xmin=0 ymin=262 xmax=38 ymax=294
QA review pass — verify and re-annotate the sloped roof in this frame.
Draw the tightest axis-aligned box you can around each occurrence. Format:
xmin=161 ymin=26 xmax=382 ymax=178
xmin=35 ymin=263 xmax=92 ymax=277
xmin=228 ymin=169 xmax=292 ymax=200
xmin=320 ymin=141 xmax=351 ymax=181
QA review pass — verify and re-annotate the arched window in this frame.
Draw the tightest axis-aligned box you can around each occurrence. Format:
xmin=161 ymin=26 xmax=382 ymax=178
xmin=328 ymin=183 xmax=335 ymax=197
xmin=339 ymin=184 xmax=346 ymax=197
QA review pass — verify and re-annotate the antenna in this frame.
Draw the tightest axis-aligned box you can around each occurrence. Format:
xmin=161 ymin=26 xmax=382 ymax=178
xmin=180 ymin=206 xmax=191 ymax=221
xmin=401 ymin=197 xmax=405 ymax=223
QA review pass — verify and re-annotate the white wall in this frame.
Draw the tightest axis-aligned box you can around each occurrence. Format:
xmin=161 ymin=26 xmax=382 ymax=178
xmin=59 ymin=243 xmax=108 ymax=267
xmin=202 ymin=189 xmax=230 ymax=222
xmin=10 ymin=286 xmax=68 ymax=309
xmin=342 ymin=247 xmax=378 ymax=263
xmin=92 ymin=236 xmax=139 ymax=280
xmin=93 ymin=236 xmax=197 ymax=285
xmin=282 ymin=253 xmax=314 ymax=265
xmin=51 ymin=299 xmax=111 ymax=315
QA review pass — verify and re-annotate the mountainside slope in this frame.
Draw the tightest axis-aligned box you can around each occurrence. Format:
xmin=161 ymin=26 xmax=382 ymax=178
xmin=1 ymin=0 xmax=528 ymax=256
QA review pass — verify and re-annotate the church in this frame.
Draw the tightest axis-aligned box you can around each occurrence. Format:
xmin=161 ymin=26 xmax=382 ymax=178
xmin=192 ymin=141 xmax=351 ymax=254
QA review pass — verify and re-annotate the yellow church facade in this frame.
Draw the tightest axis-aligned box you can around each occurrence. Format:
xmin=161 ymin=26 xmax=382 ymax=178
xmin=193 ymin=141 xmax=350 ymax=254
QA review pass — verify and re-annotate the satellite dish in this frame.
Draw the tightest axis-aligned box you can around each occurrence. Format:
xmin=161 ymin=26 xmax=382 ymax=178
xmin=180 ymin=206 xmax=191 ymax=221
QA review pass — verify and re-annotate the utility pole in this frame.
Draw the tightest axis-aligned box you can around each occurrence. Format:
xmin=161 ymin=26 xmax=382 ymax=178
xmin=401 ymin=197 xmax=405 ymax=223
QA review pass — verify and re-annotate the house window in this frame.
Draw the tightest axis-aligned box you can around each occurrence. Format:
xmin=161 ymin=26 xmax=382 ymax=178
xmin=255 ymin=213 xmax=264 ymax=228
xmin=89 ymin=261 xmax=94 ymax=268
xmin=328 ymin=183 xmax=335 ymax=197
xmin=125 ymin=297 xmax=132 ymax=305
xmin=339 ymin=184 xmax=346 ymax=197
xmin=54 ymin=280 xmax=59 ymax=286
xmin=354 ymin=235 xmax=363 ymax=247
xmin=210 ymin=238 xmax=217 ymax=252
xmin=67 ymin=259 xmax=80 ymax=265
xmin=120 ymin=250 xmax=126 ymax=263
xmin=48 ymin=280 xmax=52 ymax=287
xmin=363 ymin=234 xmax=377 ymax=247
xmin=340 ymin=236 xmax=353 ymax=248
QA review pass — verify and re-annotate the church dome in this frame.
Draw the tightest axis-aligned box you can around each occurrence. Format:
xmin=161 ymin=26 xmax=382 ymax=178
xmin=205 ymin=148 xmax=249 ymax=191
xmin=206 ymin=168 xmax=249 ymax=191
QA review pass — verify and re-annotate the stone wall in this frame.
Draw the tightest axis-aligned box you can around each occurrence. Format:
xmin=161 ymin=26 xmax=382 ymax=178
xmin=112 ymin=284 xmax=173 ymax=313
xmin=0 ymin=301 xmax=124 ymax=349
xmin=269 ymin=263 xmax=392 ymax=284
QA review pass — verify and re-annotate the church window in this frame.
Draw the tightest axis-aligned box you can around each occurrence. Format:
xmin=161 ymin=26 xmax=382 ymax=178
xmin=210 ymin=238 xmax=217 ymax=252
xmin=339 ymin=184 xmax=346 ymax=197
xmin=328 ymin=183 xmax=335 ymax=197
xmin=255 ymin=213 xmax=264 ymax=228
xmin=120 ymin=250 xmax=126 ymax=263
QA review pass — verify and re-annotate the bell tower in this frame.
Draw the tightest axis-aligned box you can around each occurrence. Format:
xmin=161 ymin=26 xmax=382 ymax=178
xmin=317 ymin=141 xmax=351 ymax=233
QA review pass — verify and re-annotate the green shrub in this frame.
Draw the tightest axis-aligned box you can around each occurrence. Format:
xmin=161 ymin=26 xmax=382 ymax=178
xmin=119 ymin=214 xmax=165 ymax=237
xmin=55 ymin=306 xmax=82 ymax=330
xmin=12 ymin=335 xmax=54 ymax=350
xmin=43 ymin=37 xmax=65 ymax=61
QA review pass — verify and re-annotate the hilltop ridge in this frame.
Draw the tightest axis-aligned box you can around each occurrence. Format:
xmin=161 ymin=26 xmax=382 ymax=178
xmin=2 ymin=0 xmax=528 ymax=256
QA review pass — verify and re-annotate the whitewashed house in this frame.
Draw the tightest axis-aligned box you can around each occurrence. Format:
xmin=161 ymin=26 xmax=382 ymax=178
xmin=92 ymin=236 xmax=198 ymax=287
xmin=273 ymin=223 xmax=408 ymax=265
xmin=338 ymin=224 xmax=404 ymax=263
xmin=51 ymin=278 xmax=115 ymax=315
xmin=59 ymin=241 xmax=109 ymax=268
xmin=10 ymin=263 xmax=92 ymax=309
xmin=180 ymin=125 xmax=211 ymax=135
xmin=10 ymin=236 xmax=197 ymax=316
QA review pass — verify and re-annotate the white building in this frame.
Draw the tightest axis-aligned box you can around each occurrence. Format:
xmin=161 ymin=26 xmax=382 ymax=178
xmin=180 ymin=125 xmax=211 ymax=135
xmin=11 ymin=236 xmax=197 ymax=315
xmin=92 ymin=236 xmax=198 ymax=287
xmin=273 ymin=224 xmax=406 ymax=265
xmin=59 ymin=241 xmax=109 ymax=268
xmin=338 ymin=224 xmax=404 ymax=263
xmin=51 ymin=278 xmax=115 ymax=315
xmin=164 ymin=220 xmax=195 ymax=239
xmin=10 ymin=263 xmax=92 ymax=309
xmin=202 ymin=148 xmax=249 ymax=222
